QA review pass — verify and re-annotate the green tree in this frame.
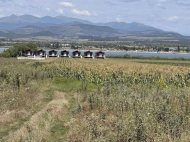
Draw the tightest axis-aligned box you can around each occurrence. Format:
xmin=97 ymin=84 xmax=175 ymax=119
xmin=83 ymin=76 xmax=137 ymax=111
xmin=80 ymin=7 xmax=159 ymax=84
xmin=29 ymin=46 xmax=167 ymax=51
xmin=26 ymin=42 xmax=38 ymax=50
xmin=0 ymin=42 xmax=37 ymax=57
xmin=177 ymin=45 xmax=180 ymax=52
xmin=183 ymin=47 xmax=185 ymax=52
xmin=186 ymin=47 xmax=190 ymax=53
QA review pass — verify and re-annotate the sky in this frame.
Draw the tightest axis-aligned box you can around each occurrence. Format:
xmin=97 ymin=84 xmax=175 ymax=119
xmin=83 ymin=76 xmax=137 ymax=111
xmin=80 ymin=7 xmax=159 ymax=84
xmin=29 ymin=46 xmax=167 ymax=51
xmin=0 ymin=0 xmax=190 ymax=35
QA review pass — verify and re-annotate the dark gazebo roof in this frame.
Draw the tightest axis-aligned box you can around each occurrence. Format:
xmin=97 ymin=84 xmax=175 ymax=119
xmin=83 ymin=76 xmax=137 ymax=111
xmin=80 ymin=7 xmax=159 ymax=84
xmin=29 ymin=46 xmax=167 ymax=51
xmin=61 ymin=50 xmax=69 ymax=53
xmin=84 ymin=50 xmax=93 ymax=53
xmin=26 ymin=49 xmax=33 ymax=52
xmin=73 ymin=50 xmax=81 ymax=53
xmin=96 ymin=51 xmax=105 ymax=54
xmin=38 ymin=49 xmax=45 ymax=52
xmin=49 ymin=50 xmax=57 ymax=54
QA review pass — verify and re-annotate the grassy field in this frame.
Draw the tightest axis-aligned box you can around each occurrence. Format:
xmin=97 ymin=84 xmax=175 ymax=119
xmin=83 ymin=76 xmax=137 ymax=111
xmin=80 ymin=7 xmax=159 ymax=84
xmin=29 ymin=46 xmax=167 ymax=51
xmin=0 ymin=58 xmax=190 ymax=141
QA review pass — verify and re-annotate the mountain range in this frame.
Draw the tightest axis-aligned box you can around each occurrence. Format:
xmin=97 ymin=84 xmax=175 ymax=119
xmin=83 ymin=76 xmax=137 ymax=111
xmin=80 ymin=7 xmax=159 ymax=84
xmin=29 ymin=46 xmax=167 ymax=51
xmin=0 ymin=14 xmax=185 ymax=39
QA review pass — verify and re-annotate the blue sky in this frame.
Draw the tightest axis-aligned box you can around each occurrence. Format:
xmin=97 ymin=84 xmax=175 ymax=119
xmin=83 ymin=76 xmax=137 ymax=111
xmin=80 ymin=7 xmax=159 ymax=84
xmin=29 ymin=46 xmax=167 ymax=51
xmin=0 ymin=0 xmax=190 ymax=35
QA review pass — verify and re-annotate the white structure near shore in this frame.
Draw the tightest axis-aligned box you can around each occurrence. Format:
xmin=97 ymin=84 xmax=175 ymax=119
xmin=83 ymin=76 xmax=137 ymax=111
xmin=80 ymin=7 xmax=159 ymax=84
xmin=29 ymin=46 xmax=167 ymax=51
xmin=17 ymin=57 xmax=46 ymax=60
xmin=17 ymin=49 xmax=106 ymax=60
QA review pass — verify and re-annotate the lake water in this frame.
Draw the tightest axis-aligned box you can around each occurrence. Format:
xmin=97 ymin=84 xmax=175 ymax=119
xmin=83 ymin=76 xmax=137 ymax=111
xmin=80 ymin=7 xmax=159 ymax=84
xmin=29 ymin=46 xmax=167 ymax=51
xmin=1 ymin=48 xmax=190 ymax=59
xmin=43 ymin=49 xmax=190 ymax=59
xmin=0 ymin=48 xmax=7 ymax=53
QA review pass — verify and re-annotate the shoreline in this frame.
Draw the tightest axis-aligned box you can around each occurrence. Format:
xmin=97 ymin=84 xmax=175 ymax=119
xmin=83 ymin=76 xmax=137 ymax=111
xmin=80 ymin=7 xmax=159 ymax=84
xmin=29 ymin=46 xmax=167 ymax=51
xmin=0 ymin=47 xmax=189 ymax=55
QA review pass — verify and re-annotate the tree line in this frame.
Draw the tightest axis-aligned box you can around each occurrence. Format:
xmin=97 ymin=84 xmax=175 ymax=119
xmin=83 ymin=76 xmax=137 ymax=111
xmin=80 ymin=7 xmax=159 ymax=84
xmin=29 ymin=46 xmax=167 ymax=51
xmin=0 ymin=43 xmax=37 ymax=57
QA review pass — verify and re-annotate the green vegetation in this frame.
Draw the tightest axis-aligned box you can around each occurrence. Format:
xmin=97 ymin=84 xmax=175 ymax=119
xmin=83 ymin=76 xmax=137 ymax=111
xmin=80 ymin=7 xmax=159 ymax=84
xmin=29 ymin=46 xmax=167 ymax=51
xmin=135 ymin=60 xmax=190 ymax=67
xmin=0 ymin=42 xmax=37 ymax=57
xmin=1 ymin=58 xmax=190 ymax=141
xmin=68 ymin=83 xmax=190 ymax=141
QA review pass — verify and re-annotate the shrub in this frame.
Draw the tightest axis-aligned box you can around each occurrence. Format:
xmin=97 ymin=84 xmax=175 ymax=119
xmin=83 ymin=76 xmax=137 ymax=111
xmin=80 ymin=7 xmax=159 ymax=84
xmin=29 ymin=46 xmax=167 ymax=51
xmin=0 ymin=43 xmax=37 ymax=57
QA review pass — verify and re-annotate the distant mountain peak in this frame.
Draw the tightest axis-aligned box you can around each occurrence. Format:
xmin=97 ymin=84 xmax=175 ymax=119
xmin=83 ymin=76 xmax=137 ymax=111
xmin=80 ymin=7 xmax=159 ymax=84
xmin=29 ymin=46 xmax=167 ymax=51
xmin=20 ymin=14 xmax=38 ymax=18
xmin=10 ymin=14 xmax=18 ymax=17
xmin=42 ymin=16 xmax=53 ymax=18
xmin=97 ymin=22 xmax=162 ymax=32
xmin=0 ymin=14 xmax=183 ymax=39
xmin=56 ymin=15 xmax=66 ymax=18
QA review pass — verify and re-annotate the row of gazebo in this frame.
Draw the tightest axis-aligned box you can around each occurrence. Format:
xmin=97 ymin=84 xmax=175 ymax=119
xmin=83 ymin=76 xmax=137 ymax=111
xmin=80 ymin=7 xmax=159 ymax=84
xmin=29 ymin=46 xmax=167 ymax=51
xmin=21 ymin=49 xmax=106 ymax=59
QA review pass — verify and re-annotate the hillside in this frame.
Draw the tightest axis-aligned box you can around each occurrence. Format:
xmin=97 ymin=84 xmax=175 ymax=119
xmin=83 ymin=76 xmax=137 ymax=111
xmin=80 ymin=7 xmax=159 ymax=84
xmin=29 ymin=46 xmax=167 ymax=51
xmin=0 ymin=30 xmax=27 ymax=38
xmin=0 ymin=14 xmax=91 ymax=30
xmin=97 ymin=22 xmax=162 ymax=32
xmin=8 ymin=24 xmax=183 ymax=39
xmin=12 ymin=24 xmax=123 ymax=38
xmin=0 ymin=14 xmax=186 ymax=40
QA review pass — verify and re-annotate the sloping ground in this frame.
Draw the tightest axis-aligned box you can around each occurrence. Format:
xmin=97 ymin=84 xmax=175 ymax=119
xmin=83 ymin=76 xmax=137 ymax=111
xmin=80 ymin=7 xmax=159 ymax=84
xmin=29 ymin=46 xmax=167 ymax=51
xmin=12 ymin=24 xmax=122 ymax=38
xmin=1 ymin=58 xmax=190 ymax=141
xmin=0 ymin=70 xmax=97 ymax=142
xmin=5 ymin=91 xmax=68 ymax=142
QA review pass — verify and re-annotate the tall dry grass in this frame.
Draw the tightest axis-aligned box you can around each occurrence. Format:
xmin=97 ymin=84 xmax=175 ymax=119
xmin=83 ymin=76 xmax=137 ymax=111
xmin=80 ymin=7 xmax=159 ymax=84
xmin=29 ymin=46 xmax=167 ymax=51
xmin=67 ymin=83 xmax=190 ymax=142
xmin=1 ymin=58 xmax=190 ymax=141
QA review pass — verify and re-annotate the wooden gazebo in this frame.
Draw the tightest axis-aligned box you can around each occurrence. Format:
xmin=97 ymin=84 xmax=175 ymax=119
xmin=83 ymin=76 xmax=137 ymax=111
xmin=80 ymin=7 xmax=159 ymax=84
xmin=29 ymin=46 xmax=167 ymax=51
xmin=49 ymin=50 xmax=58 ymax=57
xmin=95 ymin=51 xmax=105 ymax=59
xmin=72 ymin=50 xmax=82 ymax=58
xmin=25 ymin=49 xmax=33 ymax=57
xmin=84 ymin=51 xmax=94 ymax=58
xmin=37 ymin=49 xmax=46 ymax=57
xmin=60 ymin=50 xmax=70 ymax=58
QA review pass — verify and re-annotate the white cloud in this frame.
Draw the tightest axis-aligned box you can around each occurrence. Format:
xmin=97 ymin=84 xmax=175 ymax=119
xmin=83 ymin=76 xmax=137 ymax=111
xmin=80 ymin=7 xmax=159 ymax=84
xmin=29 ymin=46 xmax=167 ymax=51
xmin=168 ymin=16 xmax=179 ymax=21
xmin=156 ymin=3 xmax=162 ymax=6
xmin=0 ymin=14 xmax=4 ymax=18
xmin=60 ymin=2 xmax=74 ymax=7
xmin=19 ymin=3 xmax=24 ymax=6
xmin=185 ymin=17 xmax=190 ymax=20
xmin=93 ymin=12 xmax=98 ymax=16
xmin=115 ymin=15 xmax=122 ymax=22
xmin=165 ymin=16 xmax=179 ymax=21
xmin=46 ymin=8 xmax=51 ymax=11
xmin=72 ymin=9 xmax=91 ymax=16
xmin=57 ymin=9 xmax=64 ymax=14
xmin=116 ymin=17 xmax=121 ymax=22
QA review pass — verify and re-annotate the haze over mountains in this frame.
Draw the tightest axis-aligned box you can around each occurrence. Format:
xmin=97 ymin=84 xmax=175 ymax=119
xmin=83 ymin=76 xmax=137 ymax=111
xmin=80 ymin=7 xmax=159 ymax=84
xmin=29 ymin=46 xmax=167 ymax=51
xmin=0 ymin=14 xmax=185 ymax=39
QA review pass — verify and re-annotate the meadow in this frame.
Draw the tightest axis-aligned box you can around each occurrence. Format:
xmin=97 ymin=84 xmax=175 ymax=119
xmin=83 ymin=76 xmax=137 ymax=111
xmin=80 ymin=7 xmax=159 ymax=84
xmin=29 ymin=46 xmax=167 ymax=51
xmin=0 ymin=58 xmax=190 ymax=141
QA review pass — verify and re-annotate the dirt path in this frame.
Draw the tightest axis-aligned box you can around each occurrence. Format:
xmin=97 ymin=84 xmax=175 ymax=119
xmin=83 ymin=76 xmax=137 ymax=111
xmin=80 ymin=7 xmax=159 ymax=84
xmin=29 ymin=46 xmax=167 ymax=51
xmin=5 ymin=91 xmax=68 ymax=142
